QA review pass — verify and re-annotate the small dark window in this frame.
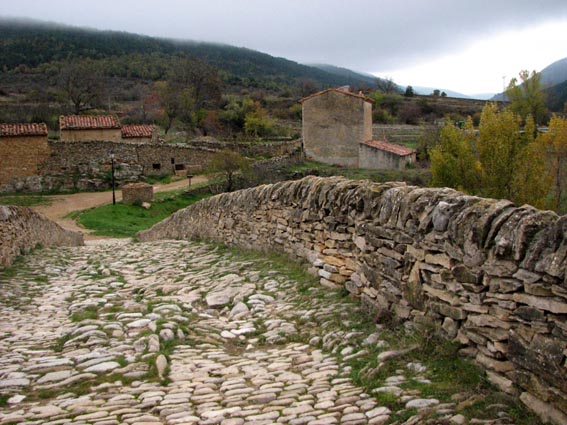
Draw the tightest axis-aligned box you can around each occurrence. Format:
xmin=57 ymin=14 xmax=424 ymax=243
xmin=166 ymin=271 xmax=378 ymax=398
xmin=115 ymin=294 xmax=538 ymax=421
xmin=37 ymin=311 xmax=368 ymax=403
xmin=171 ymin=158 xmax=175 ymax=164
xmin=175 ymin=164 xmax=186 ymax=171
xmin=152 ymin=163 xmax=161 ymax=170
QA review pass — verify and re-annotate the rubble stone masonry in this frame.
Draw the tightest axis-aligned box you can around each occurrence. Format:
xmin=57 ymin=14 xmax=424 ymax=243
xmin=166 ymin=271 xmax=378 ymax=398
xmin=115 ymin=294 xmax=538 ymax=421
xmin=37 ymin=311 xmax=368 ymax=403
xmin=0 ymin=206 xmax=84 ymax=268
xmin=0 ymin=135 xmax=50 ymax=186
xmin=139 ymin=176 xmax=567 ymax=423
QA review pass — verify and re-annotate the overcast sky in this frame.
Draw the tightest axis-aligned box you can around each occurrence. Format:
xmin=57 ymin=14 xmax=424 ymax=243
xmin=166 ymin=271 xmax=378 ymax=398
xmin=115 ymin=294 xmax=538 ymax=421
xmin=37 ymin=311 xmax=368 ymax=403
xmin=2 ymin=0 xmax=567 ymax=95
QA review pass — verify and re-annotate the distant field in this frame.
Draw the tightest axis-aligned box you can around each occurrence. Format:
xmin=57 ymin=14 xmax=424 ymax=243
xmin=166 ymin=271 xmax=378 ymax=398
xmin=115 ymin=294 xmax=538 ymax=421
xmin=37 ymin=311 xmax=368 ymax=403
xmin=0 ymin=194 xmax=51 ymax=207
xmin=287 ymin=161 xmax=432 ymax=187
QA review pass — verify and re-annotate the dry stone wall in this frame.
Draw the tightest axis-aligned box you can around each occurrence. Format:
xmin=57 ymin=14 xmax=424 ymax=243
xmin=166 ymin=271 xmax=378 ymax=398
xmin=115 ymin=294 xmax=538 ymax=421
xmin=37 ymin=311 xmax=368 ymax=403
xmin=0 ymin=206 xmax=84 ymax=268
xmin=139 ymin=176 xmax=567 ymax=423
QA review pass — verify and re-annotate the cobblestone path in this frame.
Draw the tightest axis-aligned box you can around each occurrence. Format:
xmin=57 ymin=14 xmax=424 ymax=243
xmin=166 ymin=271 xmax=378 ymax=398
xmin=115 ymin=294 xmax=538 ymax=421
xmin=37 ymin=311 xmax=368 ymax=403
xmin=0 ymin=240 xmax=523 ymax=424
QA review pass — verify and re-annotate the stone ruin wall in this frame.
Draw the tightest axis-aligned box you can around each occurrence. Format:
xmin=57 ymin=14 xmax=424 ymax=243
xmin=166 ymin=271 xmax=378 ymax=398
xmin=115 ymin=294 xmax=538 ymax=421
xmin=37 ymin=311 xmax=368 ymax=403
xmin=0 ymin=206 xmax=84 ymax=268
xmin=139 ymin=176 xmax=567 ymax=424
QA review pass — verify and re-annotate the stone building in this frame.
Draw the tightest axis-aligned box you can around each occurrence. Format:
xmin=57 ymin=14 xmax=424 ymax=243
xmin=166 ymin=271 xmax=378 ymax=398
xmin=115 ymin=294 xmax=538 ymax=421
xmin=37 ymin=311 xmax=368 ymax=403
xmin=59 ymin=115 xmax=121 ymax=142
xmin=121 ymin=124 xmax=157 ymax=143
xmin=300 ymin=87 xmax=373 ymax=167
xmin=359 ymin=140 xmax=417 ymax=170
xmin=0 ymin=123 xmax=49 ymax=185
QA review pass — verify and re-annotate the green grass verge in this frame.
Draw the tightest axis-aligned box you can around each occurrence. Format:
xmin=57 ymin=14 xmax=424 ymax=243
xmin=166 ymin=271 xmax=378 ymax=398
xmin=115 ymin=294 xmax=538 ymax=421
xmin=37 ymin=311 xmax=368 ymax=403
xmin=70 ymin=191 xmax=211 ymax=238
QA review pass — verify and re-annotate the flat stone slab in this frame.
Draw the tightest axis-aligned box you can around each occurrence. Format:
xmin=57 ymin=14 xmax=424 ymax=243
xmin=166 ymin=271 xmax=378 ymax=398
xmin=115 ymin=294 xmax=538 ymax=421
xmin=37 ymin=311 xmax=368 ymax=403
xmin=83 ymin=361 xmax=120 ymax=373
xmin=36 ymin=370 xmax=73 ymax=384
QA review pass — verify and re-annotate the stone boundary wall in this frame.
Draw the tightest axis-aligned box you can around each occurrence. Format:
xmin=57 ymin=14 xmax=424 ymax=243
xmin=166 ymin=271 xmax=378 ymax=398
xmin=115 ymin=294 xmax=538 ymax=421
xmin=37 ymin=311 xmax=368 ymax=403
xmin=138 ymin=176 xmax=567 ymax=424
xmin=251 ymin=149 xmax=304 ymax=184
xmin=188 ymin=138 xmax=301 ymax=158
xmin=372 ymin=124 xmax=437 ymax=143
xmin=0 ymin=139 xmax=302 ymax=194
xmin=0 ymin=206 xmax=84 ymax=268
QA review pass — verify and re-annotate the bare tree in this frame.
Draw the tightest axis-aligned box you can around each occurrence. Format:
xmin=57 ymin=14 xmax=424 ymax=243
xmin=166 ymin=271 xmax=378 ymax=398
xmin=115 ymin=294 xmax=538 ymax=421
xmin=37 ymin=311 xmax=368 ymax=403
xmin=375 ymin=77 xmax=399 ymax=94
xmin=157 ymin=57 xmax=222 ymax=133
xmin=59 ymin=59 xmax=105 ymax=114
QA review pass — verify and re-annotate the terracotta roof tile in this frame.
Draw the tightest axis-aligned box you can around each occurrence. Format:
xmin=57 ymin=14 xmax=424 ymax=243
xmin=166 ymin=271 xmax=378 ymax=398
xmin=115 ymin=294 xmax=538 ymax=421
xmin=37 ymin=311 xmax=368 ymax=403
xmin=121 ymin=124 xmax=155 ymax=138
xmin=59 ymin=115 xmax=121 ymax=130
xmin=0 ymin=123 xmax=48 ymax=137
xmin=299 ymin=87 xmax=374 ymax=104
xmin=361 ymin=140 xmax=417 ymax=157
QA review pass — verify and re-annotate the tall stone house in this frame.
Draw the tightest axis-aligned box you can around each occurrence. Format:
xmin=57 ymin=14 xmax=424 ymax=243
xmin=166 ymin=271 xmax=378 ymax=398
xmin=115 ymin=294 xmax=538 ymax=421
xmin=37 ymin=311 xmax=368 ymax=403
xmin=59 ymin=115 xmax=121 ymax=142
xmin=0 ymin=123 xmax=49 ymax=186
xmin=300 ymin=87 xmax=416 ymax=170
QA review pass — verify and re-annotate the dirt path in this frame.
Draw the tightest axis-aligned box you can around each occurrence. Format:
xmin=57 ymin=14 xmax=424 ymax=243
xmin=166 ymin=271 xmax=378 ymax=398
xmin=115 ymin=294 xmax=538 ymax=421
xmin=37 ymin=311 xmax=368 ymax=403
xmin=31 ymin=175 xmax=208 ymax=239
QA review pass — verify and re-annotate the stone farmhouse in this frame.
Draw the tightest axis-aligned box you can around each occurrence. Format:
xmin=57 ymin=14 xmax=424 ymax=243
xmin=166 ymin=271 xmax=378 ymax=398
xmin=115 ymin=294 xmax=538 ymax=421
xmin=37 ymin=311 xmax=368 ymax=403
xmin=300 ymin=86 xmax=417 ymax=170
xmin=121 ymin=124 xmax=157 ymax=143
xmin=0 ymin=123 xmax=49 ymax=186
xmin=359 ymin=140 xmax=417 ymax=169
xmin=59 ymin=115 xmax=122 ymax=142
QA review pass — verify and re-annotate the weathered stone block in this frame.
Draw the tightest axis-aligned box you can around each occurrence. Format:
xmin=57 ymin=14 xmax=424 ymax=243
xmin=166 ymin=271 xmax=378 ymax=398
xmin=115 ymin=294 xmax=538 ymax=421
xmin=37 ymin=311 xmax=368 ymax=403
xmin=512 ymin=293 xmax=567 ymax=314
xmin=425 ymin=252 xmax=452 ymax=268
xmin=488 ymin=278 xmax=523 ymax=293
xmin=423 ymin=284 xmax=460 ymax=306
xmin=520 ymin=392 xmax=567 ymax=425
xmin=476 ymin=352 xmax=514 ymax=373
xmin=122 ymin=182 xmax=153 ymax=205
xmin=430 ymin=302 xmax=467 ymax=320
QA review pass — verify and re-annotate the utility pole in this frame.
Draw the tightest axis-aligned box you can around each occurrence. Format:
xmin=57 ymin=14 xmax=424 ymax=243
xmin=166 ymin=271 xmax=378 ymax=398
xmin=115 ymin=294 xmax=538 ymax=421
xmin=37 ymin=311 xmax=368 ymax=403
xmin=110 ymin=151 xmax=116 ymax=205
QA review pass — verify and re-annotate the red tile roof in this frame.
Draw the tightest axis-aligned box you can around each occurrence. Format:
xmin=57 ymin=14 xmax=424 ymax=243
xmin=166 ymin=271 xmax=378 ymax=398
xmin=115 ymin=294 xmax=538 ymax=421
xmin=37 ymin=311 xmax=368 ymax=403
xmin=361 ymin=140 xmax=417 ymax=157
xmin=59 ymin=115 xmax=121 ymax=130
xmin=0 ymin=123 xmax=48 ymax=137
xmin=121 ymin=124 xmax=155 ymax=138
xmin=299 ymin=87 xmax=374 ymax=104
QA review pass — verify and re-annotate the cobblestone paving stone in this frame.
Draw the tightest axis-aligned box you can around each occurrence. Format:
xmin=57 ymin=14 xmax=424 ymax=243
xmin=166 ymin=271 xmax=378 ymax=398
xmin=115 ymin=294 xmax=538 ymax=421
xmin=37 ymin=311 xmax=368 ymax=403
xmin=0 ymin=239 xmax=518 ymax=424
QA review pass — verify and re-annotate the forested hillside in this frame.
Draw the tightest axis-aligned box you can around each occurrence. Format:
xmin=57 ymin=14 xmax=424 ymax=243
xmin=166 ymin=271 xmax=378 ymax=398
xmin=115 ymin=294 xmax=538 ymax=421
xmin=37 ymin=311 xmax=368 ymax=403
xmin=0 ymin=18 xmax=379 ymax=91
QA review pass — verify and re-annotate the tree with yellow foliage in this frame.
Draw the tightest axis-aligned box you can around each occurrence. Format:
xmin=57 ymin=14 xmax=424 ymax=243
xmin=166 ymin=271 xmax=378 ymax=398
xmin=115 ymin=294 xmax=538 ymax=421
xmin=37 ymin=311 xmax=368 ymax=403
xmin=430 ymin=117 xmax=480 ymax=193
xmin=512 ymin=116 xmax=549 ymax=209
xmin=506 ymin=70 xmax=548 ymax=126
xmin=477 ymin=103 xmax=526 ymax=200
xmin=536 ymin=116 xmax=567 ymax=213
xmin=430 ymin=103 xmax=550 ymax=210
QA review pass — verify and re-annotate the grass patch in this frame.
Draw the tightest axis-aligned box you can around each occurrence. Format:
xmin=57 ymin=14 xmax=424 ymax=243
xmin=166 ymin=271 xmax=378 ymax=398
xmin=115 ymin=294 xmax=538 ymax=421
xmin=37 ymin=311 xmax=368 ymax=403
xmin=51 ymin=333 xmax=73 ymax=352
xmin=0 ymin=194 xmax=51 ymax=207
xmin=0 ymin=393 xmax=9 ymax=407
xmin=70 ymin=191 xmax=212 ymax=238
xmin=71 ymin=306 xmax=99 ymax=322
xmin=144 ymin=174 xmax=174 ymax=185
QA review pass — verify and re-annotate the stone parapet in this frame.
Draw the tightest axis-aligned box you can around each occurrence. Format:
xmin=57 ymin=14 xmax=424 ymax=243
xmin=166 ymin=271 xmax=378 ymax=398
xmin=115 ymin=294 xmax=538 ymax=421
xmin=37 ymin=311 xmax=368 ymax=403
xmin=138 ymin=176 xmax=567 ymax=423
xmin=0 ymin=206 xmax=84 ymax=268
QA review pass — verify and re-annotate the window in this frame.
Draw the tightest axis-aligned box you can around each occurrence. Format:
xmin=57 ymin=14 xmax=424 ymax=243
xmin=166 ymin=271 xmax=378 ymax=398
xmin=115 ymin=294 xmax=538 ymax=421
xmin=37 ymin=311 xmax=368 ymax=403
xmin=152 ymin=163 xmax=161 ymax=170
